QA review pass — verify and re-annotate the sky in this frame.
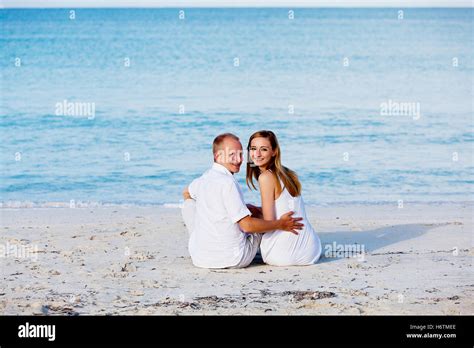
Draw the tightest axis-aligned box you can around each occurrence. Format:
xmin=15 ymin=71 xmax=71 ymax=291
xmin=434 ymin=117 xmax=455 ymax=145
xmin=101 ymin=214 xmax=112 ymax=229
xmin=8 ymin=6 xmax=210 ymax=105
xmin=1 ymin=0 xmax=472 ymax=8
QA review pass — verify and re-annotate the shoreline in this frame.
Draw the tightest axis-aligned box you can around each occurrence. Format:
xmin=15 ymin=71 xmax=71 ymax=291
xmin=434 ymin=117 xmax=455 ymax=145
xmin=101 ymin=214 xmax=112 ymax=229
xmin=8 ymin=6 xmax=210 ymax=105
xmin=1 ymin=200 xmax=473 ymax=209
xmin=1 ymin=202 xmax=472 ymax=315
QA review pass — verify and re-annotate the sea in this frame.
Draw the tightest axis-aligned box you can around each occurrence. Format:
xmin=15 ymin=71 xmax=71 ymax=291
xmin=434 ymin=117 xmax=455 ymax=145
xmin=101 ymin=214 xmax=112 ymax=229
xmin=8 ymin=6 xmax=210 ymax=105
xmin=1 ymin=8 xmax=473 ymax=207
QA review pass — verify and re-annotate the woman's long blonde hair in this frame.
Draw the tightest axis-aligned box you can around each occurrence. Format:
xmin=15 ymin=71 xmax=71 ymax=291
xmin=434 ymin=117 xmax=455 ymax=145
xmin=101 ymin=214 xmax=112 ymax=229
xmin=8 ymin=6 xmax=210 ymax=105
xmin=246 ymin=130 xmax=302 ymax=197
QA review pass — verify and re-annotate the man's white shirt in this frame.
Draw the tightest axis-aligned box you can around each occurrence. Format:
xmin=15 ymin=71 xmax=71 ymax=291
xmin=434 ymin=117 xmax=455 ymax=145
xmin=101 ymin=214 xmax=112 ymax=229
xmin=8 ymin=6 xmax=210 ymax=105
xmin=187 ymin=162 xmax=251 ymax=268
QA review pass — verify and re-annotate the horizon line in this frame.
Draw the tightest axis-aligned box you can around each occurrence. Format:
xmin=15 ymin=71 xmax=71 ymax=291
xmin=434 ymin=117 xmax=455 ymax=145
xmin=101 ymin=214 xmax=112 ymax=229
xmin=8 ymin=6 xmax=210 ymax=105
xmin=1 ymin=0 xmax=473 ymax=9
xmin=2 ymin=5 xmax=473 ymax=9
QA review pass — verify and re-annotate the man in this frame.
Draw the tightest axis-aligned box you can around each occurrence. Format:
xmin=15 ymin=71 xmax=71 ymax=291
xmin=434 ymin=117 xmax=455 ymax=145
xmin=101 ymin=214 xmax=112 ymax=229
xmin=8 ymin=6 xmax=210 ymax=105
xmin=182 ymin=133 xmax=304 ymax=269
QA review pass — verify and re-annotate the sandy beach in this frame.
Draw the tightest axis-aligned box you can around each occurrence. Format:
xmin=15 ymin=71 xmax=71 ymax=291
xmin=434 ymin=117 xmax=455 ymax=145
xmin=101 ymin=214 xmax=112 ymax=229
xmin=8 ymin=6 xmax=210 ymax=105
xmin=1 ymin=203 xmax=472 ymax=315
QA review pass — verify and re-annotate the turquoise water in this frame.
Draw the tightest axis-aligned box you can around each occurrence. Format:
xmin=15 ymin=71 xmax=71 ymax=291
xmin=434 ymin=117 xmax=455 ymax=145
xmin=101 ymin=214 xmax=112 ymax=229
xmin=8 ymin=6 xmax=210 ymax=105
xmin=1 ymin=8 xmax=473 ymax=206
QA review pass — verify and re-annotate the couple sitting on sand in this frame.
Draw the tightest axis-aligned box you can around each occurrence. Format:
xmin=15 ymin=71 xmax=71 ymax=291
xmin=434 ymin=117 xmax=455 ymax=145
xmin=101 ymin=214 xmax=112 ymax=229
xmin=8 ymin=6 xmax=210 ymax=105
xmin=181 ymin=130 xmax=322 ymax=268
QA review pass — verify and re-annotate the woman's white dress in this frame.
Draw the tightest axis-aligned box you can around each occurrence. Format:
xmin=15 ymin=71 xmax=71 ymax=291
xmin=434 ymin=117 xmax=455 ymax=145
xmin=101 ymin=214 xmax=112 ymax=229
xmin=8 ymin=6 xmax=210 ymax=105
xmin=260 ymin=184 xmax=322 ymax=266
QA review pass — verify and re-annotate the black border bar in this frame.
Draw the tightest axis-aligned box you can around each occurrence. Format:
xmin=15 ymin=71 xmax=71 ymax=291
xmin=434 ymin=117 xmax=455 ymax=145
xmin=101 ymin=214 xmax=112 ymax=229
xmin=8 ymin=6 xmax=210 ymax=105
xmin=0 ymin=315 xmax=472 ymax=346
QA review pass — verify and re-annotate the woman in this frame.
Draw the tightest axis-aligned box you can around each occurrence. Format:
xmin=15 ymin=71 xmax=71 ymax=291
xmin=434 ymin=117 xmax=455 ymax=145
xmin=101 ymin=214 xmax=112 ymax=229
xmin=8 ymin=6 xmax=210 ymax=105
xmin=246 ymin=130 xmax=322 ymax=266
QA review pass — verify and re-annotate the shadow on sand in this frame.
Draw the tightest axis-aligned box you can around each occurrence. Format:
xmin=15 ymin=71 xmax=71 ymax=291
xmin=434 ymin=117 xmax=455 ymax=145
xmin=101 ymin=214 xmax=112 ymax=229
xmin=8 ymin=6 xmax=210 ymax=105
xmin=318 ymin=223 xmax=448 ymax=264
xmin=250 ymin=223 xmax=450 ymax=266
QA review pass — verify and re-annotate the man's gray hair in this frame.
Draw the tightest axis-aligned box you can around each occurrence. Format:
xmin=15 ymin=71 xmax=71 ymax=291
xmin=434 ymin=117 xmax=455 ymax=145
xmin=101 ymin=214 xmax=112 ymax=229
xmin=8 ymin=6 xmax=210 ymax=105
xmin=212 ymin=133 xmax=240 ymax=154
